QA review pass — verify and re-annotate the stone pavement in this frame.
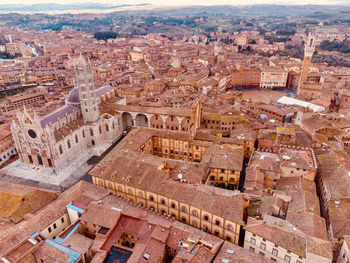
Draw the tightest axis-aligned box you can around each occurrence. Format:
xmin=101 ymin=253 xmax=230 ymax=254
xmin=0 ymin=146 xmax=97 ymax=192
xmin=0 ymin=137 xmax=123 ymax=193
xmin=0 ymin=160 xmax=93 ymax=193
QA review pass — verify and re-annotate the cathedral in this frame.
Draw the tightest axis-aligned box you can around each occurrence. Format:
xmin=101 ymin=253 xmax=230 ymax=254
xmin=8 ymin=55 xmax=124 ymax=183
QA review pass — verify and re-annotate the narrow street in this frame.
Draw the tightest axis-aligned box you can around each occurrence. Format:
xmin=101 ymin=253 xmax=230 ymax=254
xmin=238 ymin=158 xmax=249 ymax=192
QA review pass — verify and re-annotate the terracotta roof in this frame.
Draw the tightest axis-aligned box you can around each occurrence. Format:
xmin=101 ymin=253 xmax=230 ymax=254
xmin=33 ymin=242 xmax=71 ymax=263
xmin=62 ymin=232 xmax=93 ymax=254
xmin=213 ymin=241 xmax=275 ymax=263
xmin=80 ymin=202 xmax=120 ymax=229
xmin=244 ymin=216 xmax=332 ymax=259
xmin=0 ymin=182 xmax=57 ymax=224
xmin=0 ymin=181 xmax=110 ymax=256
xmin=208 ymin=145 xmax=243 ymax=171
xmin=275 ymin=177 xmax=316 ymax=195
xmin=286 ymin=211 xmax=327 ymax=240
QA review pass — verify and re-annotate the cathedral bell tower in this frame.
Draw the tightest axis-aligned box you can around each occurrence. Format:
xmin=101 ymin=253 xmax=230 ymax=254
xmin=297 ymin=33 xmax=316 ymax=95
xmin=74 ymin=54 xmax=99 ymax=123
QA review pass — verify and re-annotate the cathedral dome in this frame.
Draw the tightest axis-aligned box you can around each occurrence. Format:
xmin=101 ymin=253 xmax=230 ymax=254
xmin=65 ymin=88 xmax=80 ymax=105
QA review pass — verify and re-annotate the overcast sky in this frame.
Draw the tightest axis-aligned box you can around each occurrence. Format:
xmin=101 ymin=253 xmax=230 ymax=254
xmin=1 ymin=0 xmax=348 ymax=5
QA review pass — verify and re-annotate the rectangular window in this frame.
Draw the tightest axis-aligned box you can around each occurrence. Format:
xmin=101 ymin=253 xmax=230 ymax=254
xmin=250 ymin=238 xmax=256 ymax=245
xmin=48 ymin=227 xmax=51 ymax=233
xmin=260 ymin=243 xmax=266 ymax=250
xmin=284 ymin=255 xmax=291 ymax=263
xmin=249 ymin=247 xmax=255 ymax=252
xmin=53 ymin=223 xmax=57 ymax=229
xmin=61 ymin=218 xmax=64 ymax=223
xmin=259 ymin=252 xmax=265 ymax=257
xmin=272 ymin=249 xmax=278 ymax=256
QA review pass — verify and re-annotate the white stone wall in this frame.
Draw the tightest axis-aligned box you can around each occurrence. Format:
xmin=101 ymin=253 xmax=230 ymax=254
xmin=336 ymin=240 xmax=350 ymax=263
xmin=54 ymin=125 xmax=90 ymax=171
xmin=41 ymin=213 xmax=70 ymax=239
xmin=100 ymin=115 xmax=123 ymax=144
xmin=46 ymin=113 xmax=123 ymax=171
xmin=67 ymin=206 xmax=80 ymax=224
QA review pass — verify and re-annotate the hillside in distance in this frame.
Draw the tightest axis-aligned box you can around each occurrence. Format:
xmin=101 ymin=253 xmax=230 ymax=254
xmin=0 ymin=3 xmax=349 ymax=16
xmin=0 ymin=3 xmax=150 ymax=12
xmin=131 ymin=4 xmax=350 ymax=17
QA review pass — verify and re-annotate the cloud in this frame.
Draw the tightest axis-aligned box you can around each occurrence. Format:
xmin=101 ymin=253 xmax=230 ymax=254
xmin=0 ymin=0 xmax=347 ymax=5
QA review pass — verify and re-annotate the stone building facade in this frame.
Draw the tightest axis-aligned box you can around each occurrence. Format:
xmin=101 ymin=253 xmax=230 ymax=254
xmin=10 ymin=55 xmax=124 ymax=179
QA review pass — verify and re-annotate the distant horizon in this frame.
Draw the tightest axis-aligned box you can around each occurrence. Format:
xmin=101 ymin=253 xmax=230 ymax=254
xmin=1 ymin=0 xmax=350 ymax=6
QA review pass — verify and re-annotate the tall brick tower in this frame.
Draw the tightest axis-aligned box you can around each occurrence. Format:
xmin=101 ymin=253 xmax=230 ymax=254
xmin=297 ymin=34 xmax=316 ymax=95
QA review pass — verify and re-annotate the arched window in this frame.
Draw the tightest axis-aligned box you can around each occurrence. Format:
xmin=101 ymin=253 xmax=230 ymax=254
xmin=67 ymin=140 xmax=71 ymax=149
xmin=118 ymin=185 xmax=123 ymax=192
xmin=181 ymin=206 xmax=187 ymax=213
xmin=113 ymin=122 xmax=115 ymax=130
xmin=160 ymin=199 xmax=166 ymax=205
xmin=227 ymin=224 xmax=233 ymax=231
xmin=138 ymin=192 xmax=143 ymax=198
xmin=90 ymin=128 xmax=94 ymax=136
xmin=149 ymin=196 xmax=154 ymax=201
xmin=75 ymin=134 xmax=78 ymax=143
xmin=82 ymin=130 xmax=85 ymax=138
xmin=192 ymin=210 xmax=198 ymax=217
xmin=106 ymin=124 xmax=109 ymax=132
xmin=59 ymin=145 xmax=63 ymax=155
xmin=99 ymin=125 xmax=102 ymax=134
